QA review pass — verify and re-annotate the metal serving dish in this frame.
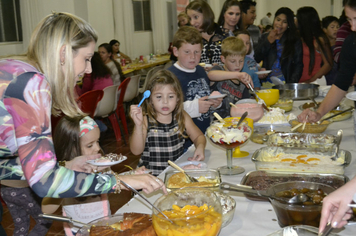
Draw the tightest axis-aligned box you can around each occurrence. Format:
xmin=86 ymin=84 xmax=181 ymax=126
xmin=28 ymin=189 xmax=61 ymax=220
xmin=240 ymin=170 xmax=347 ymax=201
xmin=251 ymin=146 xmax=351 ymax=175
xmin=273 ymin=83 xmax=319 ymax=100
xmin=266 ymin=133 xmax=336 ymax=151
xmin=164 ymin=169 xmax=221 ymax=191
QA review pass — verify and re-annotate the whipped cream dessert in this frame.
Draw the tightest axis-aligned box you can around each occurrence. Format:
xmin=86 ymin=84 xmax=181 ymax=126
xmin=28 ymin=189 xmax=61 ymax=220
xmin=257 ymin=107 xmax=296 ymax=124
xmin=258 ymin=151 xmax=345 ymax=166
xmin=283 ymin=227 xmax=298 ymax=236
xmin=95 ymin=153 xmax=124 ymax=163
xmin=206 ymin=120 xmax=251 ymax=144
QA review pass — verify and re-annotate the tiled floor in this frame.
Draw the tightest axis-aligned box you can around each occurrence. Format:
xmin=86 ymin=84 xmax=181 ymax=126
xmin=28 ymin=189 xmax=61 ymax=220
xmin=2 ymin=118 xmax=140 ymax=235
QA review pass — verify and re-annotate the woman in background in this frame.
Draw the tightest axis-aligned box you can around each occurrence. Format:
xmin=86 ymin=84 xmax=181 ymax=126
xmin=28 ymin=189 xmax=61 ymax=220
xmin=297 ymin=7 xmax=333 ymax=83
xmin=254 ymin=7 xmax=303 ymax=84
xmin=76 ymin=52 xmax=113 ymax=96
xmin=186 ymin=0 xmax=228 ymax=65
xmin=217 ymin=0 xmax=241 ymax=36
xmin=109 ymin=39 xmax=132 ymax=64
xmin=98 ymin=43 xmax=125 ymax=85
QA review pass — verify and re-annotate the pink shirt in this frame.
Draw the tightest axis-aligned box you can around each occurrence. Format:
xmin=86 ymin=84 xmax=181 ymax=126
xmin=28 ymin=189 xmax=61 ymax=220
xmin=76 ymin=74 xmax=113 ymax=96
xmin=299 ymin=42 xmax=322 ymax=83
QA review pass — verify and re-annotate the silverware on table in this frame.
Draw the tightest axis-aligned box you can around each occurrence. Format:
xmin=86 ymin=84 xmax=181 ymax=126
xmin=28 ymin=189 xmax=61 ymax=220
xmin=39 ymin=213 xmax=91 ymax=227
xmin=318 ymin=222 xmax=333 ymax=236
xmin=248 ymin=83 xmax=270 ymax=112
xmin=119 ymin=180 xmax=174 ymax=224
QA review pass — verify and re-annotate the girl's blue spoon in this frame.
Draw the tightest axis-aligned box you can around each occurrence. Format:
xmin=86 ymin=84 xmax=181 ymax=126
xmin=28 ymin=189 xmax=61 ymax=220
xmin=138 ymin=90 xmax=151 ymax=107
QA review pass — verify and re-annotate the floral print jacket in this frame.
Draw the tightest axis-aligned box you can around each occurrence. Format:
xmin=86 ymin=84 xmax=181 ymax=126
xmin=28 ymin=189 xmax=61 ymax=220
xmin=0 ymin=59 xmax=115 ymax=198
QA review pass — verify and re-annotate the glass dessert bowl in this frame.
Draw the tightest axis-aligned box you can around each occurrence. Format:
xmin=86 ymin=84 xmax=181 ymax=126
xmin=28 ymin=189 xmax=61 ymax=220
xmin=206 ymin=117 xmax=252 ymax=175
xmin=152 ymin=188 xmax=222 ymax=236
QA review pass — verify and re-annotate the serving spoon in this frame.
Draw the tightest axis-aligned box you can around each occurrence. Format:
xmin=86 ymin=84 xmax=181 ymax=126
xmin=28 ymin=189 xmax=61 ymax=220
xmin=248 ymin=83 xmax=270 ymax=112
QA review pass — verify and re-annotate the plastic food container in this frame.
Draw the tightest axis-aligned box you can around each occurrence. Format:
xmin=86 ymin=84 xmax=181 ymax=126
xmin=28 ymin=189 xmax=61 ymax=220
xmin=266 ymin=133 xmax=336 ymax=151
xmin=240 ymin=170 xmax=347 ymax=201
xmin=251 ymin=146 xmax=351 ymax=175
xmin=164 ymin=169 xmax=221 ymax=191
xmin=152 ymin=188 xmax=222 ymax=236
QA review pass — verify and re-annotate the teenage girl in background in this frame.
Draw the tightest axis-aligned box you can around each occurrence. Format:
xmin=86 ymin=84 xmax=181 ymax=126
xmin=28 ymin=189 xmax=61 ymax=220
xmin=98 ymin=43 xmax=125 ymax=85
xmin=297 ymin=6 xmax=333 ymax=83
xmin=42 ymin=116 xmax=146 ymax=235
xmin=130 ymin=70 xmax=206 ymax=176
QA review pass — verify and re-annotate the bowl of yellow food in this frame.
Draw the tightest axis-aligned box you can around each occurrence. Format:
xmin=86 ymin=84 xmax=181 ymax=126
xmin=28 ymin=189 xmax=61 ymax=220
xmin=255 ymin=89 xmax=280 ymax=106
xmin=152 ymin=188 xmax=222 ymax=236
xmin=271 ymin=99 xmax=294 ymax=112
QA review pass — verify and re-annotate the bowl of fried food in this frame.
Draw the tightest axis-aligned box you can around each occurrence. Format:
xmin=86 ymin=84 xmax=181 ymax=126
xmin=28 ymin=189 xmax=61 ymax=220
xmin=289 ymin=120 xmax=330 ymax=133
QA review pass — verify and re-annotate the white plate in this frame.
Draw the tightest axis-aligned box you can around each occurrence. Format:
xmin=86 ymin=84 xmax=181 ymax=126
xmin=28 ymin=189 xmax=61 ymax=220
xmin=208 ymin=94 xmax=227 ymax=99
xmin=86 ymin=156 xmax=127 ymax=166
xmin=168 ymin=161 xmax=208 ymax=170
xmin=346 ymin=91 xmax=356 ymax=101
xmin=255 ymin=70 xmax=272 ymax=75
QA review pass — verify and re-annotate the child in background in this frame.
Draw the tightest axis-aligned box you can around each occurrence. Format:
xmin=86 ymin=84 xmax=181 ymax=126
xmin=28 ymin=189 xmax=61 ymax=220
xmin=235 ymin=30 xmax=262 ymax=89
xmin=208 ymin=36 xmax=254 ymax=118
xmin=42 ymin=116 xmax=149 ymax=235
xmin=130 ymin=70 xmax=206 ymax=176
xmin=177 ymin=12 xmax=190 ymax=27
xmin=167 ymin=26 xmax=222 ymax=135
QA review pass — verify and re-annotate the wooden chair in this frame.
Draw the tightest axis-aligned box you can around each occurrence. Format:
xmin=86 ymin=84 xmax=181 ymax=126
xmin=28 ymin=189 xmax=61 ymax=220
xmin=77 ymin=90 xmax=104 ymax=117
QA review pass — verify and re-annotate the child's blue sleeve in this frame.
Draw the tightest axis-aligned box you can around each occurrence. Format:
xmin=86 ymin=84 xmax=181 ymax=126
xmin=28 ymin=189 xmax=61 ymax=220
xmin=252 ymin=73 xmax=261 ymax=88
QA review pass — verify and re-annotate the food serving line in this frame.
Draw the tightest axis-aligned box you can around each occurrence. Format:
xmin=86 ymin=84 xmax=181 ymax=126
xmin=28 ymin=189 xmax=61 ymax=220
xmin=116 ymin=99 xmax=356 ymax=236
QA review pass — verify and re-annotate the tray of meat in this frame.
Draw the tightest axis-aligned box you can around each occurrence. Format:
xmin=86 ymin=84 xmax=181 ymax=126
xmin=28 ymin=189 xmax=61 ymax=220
xmin=240 ymin=170 xmax=347 ymax=201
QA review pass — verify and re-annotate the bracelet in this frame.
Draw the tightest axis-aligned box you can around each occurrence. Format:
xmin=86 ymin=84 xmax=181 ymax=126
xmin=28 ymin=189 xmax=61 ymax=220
xmin=58 ymin=161 xmax=66 ymax=167
xmin=112 ymin=172 xmax=121 ymax=194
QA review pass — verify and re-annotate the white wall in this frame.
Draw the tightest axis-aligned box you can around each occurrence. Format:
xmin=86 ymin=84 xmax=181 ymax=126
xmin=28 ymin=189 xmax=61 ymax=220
xmin=255 ymin=0 xmax=343 ymax=26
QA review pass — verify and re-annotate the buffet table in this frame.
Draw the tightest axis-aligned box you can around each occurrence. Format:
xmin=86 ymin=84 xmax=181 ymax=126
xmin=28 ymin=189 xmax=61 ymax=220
xmin=122 ymin=55 xmax=171 ymax=75
xmin=116 ymin=99 xmax=356 ymax=235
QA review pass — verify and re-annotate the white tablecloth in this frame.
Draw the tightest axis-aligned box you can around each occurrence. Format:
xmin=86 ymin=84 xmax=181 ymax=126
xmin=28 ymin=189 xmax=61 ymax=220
xmin=116 ymin=99 xmax=356 ymax=236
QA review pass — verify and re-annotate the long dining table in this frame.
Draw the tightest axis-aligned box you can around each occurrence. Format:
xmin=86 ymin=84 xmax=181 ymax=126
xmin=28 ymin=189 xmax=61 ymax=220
xmin=116 ymin=98 xmax=356 ymax=235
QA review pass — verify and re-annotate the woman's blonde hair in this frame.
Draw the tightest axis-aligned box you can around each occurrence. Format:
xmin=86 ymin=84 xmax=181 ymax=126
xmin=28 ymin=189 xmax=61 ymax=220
xmin=143 ymin=70 xmax=187 ymax=138
xmin=27 ymin=12 xmax=98 ymax=117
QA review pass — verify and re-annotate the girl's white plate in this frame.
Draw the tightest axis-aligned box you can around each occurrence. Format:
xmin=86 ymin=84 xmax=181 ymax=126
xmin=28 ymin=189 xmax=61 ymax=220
xmin=346 ymin=91 xmax=356 ymax=101
xmin=255 ymin=70 xmax=272 ymax=75
xmin=87 ymin=156 xmax=127 ymax=166
xmin=168 ymin=161 xmax=208 ymax=170
xmin=208 ymin=94 xmax=227 ymax=99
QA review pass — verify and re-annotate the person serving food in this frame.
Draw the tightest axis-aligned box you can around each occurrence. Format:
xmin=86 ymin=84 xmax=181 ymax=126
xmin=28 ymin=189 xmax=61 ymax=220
xmin=0 ymin=12 xmax=166 ymax=200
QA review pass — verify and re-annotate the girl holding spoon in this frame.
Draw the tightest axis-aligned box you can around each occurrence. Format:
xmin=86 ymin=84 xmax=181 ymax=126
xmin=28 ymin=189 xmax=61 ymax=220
xmin=130 ymin=70 xmax=206 ymax=176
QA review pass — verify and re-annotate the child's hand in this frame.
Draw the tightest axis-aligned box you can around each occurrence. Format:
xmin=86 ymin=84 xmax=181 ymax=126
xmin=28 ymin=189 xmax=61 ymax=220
xmin=134 ymin=166 xmax=148 ymax=174
xmin=210 ymin=98 xmax=223 ymax=108
xmin=189 ymin=147 xmax=205 ymax=161
xmin=198 ymin=96 xmax=214 ymax=113
xmin=130 ymin=105 xmax=143 ymax=127
xmin=237 ymin=72 xmax=253 ymax=87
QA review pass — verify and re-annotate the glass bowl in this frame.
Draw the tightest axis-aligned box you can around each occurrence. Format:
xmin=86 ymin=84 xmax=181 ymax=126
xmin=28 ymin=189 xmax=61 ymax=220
xmin=214 ymin=191 xmax=236 ymax=228
xmin=152 ymin=188 xmax=222 ymax=236
xmin=230 ymin=103 xmax=264 ymax=122
xmin=268 ymin=181 xmax=335 ymax=227
xmin=255 ymin=89 xmax=280 ymax=106
xmin=289 ymin=119 xmax=330 ymax=133
xmin=271 ymin=99 xmax=294 ymax=112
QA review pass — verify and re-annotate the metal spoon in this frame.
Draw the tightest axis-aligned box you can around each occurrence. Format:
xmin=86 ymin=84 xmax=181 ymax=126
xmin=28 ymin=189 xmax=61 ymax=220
xmin=287 ymin=193 xmax=310 ymax=204
xmin=119 ymin=180 xmax=174 ymax=224
xmin=138 ymin=90 xmax=151 ymax=107
xmin=168 ymin=160 xmax=198 ymax=183
xmin=248 ymin=83 xmax=270 ymax=112
xmin=39 ymin=213 xmax=91 ymax=227
xmin=331 ymin=130 xmax=343 ymax=161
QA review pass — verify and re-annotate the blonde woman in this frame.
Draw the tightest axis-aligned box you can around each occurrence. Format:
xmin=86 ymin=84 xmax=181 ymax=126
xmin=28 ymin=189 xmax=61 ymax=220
xmin=0 ymin=12 xmax=166 ymax=200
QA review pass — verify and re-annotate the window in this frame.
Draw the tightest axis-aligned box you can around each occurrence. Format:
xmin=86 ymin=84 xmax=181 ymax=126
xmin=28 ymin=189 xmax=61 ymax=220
xmin=0 ymin=0 xmax=22 ymax=43
xmin=133 ymin=0 xmax=152 ymax=31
